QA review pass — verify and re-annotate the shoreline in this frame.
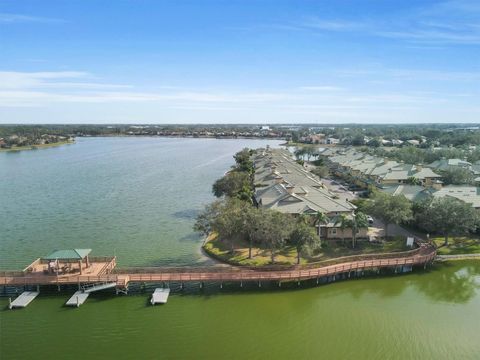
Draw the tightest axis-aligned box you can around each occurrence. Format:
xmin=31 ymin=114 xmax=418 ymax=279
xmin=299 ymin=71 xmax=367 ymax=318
xmin=78 ymin=134 xmax=287 ymax=141
xmin=0 ymin=140 xmax=75 ymax=153
xmin=436 ymin=254 xmax=480 ymax=261
xmin=201 ymin=235 xmax=436 ymax=270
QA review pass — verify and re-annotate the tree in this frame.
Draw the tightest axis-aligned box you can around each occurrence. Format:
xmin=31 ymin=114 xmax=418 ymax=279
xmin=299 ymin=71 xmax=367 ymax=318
xmin=305 ymin=147 xmax=317 ymax=161
xmin=406 ymin=176 xmax=421 ymax=185
xmin=243 ymin=206 xmax=263 ymax=259
xmin=233 ymin=148 xmax=254 ymax=174
xmin=212 ymin=172 xmax=251 ymax=199
xmin=352 ymin=134 xmax=365 ymax=146
xmin=368 ymin=138 xmax=381 ymax=147
xmin=313 ymin=211 xmax=329 ymax=246
xmin=365 ymin=191 xmax=413 ymax=239
xmin=193 ymin=200 xmax=223 ymax=236
xmin=347 ymin=212 xmax=369 ymax=248
xmin=335 ymin=214 xmax=349 ymax=245
xmin=294 ymin=148 xmax=307 ymax=160
xmin=415 ymin=197 xmax=478 ymax=245
xmin=214 ymin=199 xmax=253 ymax=253
xmin=195 ymin=198 xmax=250 ymax=253
xmin=310 ymin=166 xmax=329 ymax=179
xmin=289 ymin=222 xmax=318 ymax=264
xmin=258 ymin=211 xmax=293 ymax=263
xmin=439 ymin=168 xmax=474 ymax=185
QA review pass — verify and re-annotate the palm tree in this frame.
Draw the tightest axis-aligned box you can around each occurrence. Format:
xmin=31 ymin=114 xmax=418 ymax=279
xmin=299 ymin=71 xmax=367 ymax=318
xmin=313 ymin=211 xmax=329 ymax=246
xmin=334 ymin=214 xmax=349 ymax=245
xmin=244 ymin=207 xmax=261 ymax=259
xmin=297 ymin=213 xmax=309 ymax=225
xmin=348 ymin=212 xmax=369 ymax=248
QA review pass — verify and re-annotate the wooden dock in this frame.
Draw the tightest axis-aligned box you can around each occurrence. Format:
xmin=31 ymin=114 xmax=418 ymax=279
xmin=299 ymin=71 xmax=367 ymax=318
xmin=151 ymin=288 xmax=170 ymax=305
xmin=65 ymin=291 xmax=89 ymax=307
xmin=9 ymin=291 xmax=40 ymax=309
xmin=0 ymin=244 xmax=437 ymax=291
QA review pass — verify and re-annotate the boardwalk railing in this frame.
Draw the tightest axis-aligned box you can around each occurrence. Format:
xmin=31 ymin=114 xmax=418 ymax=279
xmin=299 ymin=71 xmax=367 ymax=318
xmin=0 ymin=245 xmax=436 ymax=287
xmin=95 ymin=256 xmax=116 ymax=276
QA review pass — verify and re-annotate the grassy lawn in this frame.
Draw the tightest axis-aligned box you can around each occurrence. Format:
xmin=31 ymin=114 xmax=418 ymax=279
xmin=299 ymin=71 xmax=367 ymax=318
xmin=433 ymin=236 xmax=480 ymax=255
xmin=203 ymin=235 xmax=301 ymax=266
xmin=204 ymin=234 xmax=411 ymax=267
xmin=309 ymin=236 xmax=410 ymax=261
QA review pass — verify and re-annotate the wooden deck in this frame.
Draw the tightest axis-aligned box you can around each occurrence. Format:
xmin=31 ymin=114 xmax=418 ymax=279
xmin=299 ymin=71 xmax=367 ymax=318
xmin=0 ymin=245 xmax=436 ymax=288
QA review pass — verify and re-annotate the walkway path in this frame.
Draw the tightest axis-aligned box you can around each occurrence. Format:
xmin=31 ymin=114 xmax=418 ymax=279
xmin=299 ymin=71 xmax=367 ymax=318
xmin=1 ymin=244 xmax=436 ymax=288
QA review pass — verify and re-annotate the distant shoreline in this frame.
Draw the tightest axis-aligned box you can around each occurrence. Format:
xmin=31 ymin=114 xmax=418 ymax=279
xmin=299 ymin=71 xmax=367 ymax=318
xmin=0 ymin=140 xmax=75 ymax=153
xmin=77 ymin=134 xmax=286 ymax=141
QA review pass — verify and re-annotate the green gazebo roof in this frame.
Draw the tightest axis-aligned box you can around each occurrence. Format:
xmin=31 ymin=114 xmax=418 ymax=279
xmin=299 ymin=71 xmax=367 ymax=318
xmin=43 ymin=249 xmax=92 ymax=260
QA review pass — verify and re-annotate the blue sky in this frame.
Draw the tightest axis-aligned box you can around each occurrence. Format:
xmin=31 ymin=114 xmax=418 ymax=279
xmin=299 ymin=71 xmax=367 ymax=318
xmin=0 ymin=0 xmax=479 ymax=124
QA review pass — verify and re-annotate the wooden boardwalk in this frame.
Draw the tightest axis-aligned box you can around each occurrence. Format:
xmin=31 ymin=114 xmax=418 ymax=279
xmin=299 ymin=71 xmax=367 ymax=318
xmin=0 ymin=244 xmax=436 ymax=289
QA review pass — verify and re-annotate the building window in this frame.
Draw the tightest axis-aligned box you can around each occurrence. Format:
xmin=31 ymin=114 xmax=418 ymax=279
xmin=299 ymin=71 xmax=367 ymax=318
xmin=332 ymin=229 xmax=337 ymax=235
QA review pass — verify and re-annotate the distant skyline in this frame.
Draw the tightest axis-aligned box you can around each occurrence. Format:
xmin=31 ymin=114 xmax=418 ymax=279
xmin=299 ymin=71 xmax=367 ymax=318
xmin=0 ymin=0 xmax=479 ymax=124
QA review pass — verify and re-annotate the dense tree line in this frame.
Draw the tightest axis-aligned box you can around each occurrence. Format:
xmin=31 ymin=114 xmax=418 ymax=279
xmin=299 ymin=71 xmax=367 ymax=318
xmin=194 ymin=198 xmax=320 ymax=264
xmin=364 ymin=191 xmax=413 ymax=239
xmin=360 ymin=146 xmax=480 ymax=165
xmin=290 ymin=123 xmax=480 ymax=149
xmin=0 ymin=124 xmax=290 ymax=140
xmin=414 ymin=197 xmax=478 ymax=245
xmin=212 ymin=148 xmax=255 ymax=202
xmin=198 ymin=148 xmax=323 ymax=264
xmin=4 ymin=123 xmax=480 ymax=149
xmin=363 ymin=190 xmax=479 ymax=244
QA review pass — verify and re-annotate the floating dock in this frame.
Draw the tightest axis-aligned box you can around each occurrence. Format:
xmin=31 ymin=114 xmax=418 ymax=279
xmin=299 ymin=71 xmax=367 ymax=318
xmin=66 ymin=291 xmax=89 ymax=307
xmin=9 ymin=291 xmax=40 ymax=309
xmin=151 ymin=288 xmax=170 ymax=305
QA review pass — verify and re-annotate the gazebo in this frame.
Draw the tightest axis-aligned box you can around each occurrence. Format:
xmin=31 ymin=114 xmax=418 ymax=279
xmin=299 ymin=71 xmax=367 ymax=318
xmin=42 ymin=249 xmax=92 ymax=275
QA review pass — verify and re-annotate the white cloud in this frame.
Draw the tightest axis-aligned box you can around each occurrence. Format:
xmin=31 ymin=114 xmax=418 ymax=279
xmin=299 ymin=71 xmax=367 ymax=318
xmin=0 ymin=71 xmax=88 ymax=89
xmin=0 ymin=70 xmax=477 ymax=124
xmin=287 ymin=1 xmax=480 ymax=46
xmin=299 ymin=18 xmax=366 ymax=31
xmin=0 ymin=71 xmax=292 ymax=107
xmin=0 ymin=13 xmax=64 ymax=24
xmin=298 ymin=86 xmax=344 ymax=91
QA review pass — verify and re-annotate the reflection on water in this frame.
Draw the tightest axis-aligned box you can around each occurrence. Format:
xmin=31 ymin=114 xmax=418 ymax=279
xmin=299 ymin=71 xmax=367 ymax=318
xmin=413 ymin=262 xmax=480 ymax=304
xmin=312 ymin=261 xmax=480 ymax=305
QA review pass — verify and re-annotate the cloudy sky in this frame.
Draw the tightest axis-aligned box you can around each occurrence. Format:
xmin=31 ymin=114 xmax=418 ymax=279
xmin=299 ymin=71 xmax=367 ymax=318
xmin=0 ymin=0 xmax=479 ymax=124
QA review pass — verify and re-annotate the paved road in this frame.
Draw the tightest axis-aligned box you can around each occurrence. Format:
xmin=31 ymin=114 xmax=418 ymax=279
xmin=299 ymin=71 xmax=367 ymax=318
xmin=368 ymin=218 xmax=425 ymax=241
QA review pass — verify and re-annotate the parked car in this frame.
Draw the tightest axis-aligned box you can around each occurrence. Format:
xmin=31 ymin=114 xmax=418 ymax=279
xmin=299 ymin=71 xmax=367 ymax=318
xmin=358 ymin=191 xmax=369 ymax=198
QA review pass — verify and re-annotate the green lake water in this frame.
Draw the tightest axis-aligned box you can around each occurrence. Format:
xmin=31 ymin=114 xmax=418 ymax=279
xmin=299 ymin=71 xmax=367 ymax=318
xmin=1 ymin=137 xmax=480 ymax=359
